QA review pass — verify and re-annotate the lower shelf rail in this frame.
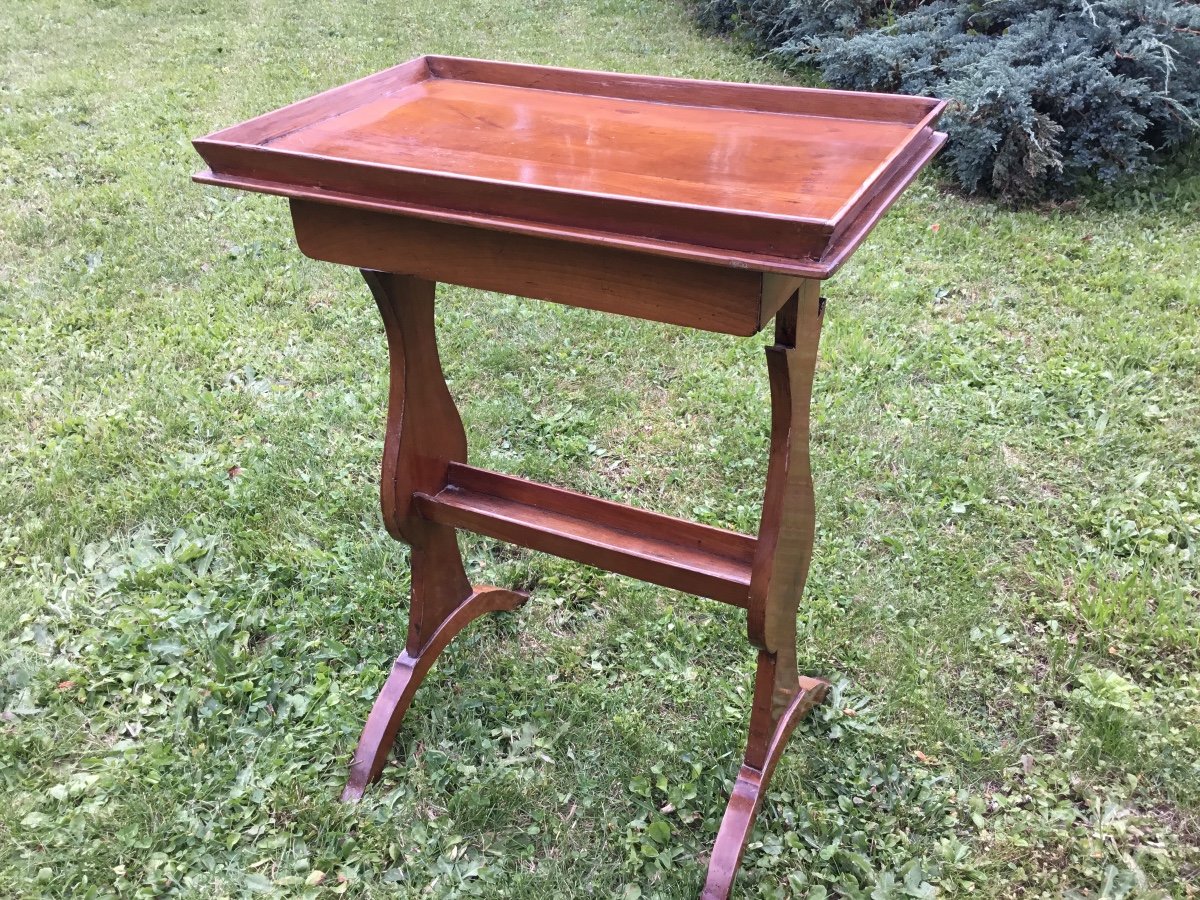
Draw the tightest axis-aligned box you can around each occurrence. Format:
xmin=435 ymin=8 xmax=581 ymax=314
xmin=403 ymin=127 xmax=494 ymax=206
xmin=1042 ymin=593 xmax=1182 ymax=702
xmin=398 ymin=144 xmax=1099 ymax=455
xmin=415 ymin=462 xmax=755 ymax=607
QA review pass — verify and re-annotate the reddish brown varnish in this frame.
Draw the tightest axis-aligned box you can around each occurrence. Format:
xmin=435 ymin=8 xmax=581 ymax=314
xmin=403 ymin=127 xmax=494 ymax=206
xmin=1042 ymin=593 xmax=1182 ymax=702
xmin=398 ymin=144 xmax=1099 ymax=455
xmin=194 ymin=55 xmax=946 ymax=277
xmin=194 ymin=57 xmax=945 ymax=899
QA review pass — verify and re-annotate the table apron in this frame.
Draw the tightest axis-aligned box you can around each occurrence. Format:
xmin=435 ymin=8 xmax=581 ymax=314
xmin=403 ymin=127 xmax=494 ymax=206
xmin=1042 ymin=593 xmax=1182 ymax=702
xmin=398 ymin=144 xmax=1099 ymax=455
xmin=290 ymin=199 xmax=806 ymax=336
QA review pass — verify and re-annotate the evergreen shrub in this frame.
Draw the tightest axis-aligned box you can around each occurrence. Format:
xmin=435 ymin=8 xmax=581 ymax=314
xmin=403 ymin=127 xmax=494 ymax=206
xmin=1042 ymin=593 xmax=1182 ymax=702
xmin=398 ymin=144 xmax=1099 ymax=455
xmin=694 ymin=1 xmax=1200 ymax=200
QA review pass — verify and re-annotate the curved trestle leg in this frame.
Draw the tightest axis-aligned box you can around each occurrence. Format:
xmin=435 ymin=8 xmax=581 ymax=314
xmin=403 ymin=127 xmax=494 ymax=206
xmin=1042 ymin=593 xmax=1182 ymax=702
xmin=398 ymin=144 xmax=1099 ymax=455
xmin=702 ymin=281 xmax=830 ymax=897
xmin=342 ymin=269 xmax=527 ymax=801
xmin=342 ymin=584 xmax=528 ymax=801
xmin=701 ymin=670 xmax=827 ymax=899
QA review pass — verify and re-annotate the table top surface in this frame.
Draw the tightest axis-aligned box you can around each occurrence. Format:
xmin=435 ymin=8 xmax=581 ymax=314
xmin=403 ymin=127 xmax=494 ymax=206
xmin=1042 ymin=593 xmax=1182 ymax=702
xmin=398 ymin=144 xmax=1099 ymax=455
xmin=194 ymin=56 xmax=946 ymax=277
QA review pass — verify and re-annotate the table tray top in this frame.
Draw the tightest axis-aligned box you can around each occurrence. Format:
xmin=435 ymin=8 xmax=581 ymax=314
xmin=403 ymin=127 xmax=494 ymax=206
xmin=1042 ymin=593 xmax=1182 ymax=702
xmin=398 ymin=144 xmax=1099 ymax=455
xmin=194 ymin=56 xmax=946 ymax=277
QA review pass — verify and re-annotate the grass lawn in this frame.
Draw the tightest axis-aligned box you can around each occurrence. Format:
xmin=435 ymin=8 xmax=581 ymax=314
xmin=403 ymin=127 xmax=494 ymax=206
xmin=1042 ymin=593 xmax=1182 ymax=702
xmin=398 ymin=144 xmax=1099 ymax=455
xmin=2 ymin=0 xmax=1198 ymax=896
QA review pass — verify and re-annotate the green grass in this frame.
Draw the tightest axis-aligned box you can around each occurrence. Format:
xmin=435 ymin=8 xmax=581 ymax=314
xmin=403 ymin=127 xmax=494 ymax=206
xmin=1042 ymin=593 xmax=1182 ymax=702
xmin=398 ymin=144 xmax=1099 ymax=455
xmin=1 ymin=0 xmax=1198 ymax=897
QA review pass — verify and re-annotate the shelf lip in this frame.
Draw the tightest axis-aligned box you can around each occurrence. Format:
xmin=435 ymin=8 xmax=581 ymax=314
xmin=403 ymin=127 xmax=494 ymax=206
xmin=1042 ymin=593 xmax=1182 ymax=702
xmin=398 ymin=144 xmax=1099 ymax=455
xmin=415 ymin=463 xmax=755 ymax=608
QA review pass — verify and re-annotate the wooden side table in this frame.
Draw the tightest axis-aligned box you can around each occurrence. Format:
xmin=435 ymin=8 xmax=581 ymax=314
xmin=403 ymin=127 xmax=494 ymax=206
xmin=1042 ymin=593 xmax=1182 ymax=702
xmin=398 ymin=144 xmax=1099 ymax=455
xmin=195 ymin=56 xmax=945 ymax=897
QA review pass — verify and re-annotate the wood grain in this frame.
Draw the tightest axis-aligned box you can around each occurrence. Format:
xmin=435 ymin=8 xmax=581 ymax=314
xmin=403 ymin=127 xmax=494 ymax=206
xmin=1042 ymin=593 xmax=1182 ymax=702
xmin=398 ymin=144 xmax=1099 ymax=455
xmin=292 ymin=199 xmax=781 ymax=335
xmin=194 ymin=55 xmax=947 ymax=276
xmin=746 ymin=282 xmax=824 ymax=748
xmin=342 ymin=585 xmax=528 ymax=802
xmin=701 ymin=675 xmax=829 ymax=900
xmin=416 ymin=462 xmax=756 ymax=606
xmin=364 ymin=270 xmax=473 ymax=652
xmin=273 ymin=79 xmax=913 ymax=221
xmin=426 ymin=56 xmax=937 ymax=124
xmin=201 ymin=56 xmax=432 ymax=146
xmin=345 ymin=271 xmax=527 ymax=801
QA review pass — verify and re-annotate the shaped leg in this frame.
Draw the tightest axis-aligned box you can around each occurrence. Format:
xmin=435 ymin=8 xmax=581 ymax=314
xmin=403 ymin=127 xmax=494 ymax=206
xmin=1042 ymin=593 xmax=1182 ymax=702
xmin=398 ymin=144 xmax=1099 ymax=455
xmin=342 ymin=584 xmax=527 ymax=800
xmin=343 ymin=270 xmax=526 ymax=801
xmin=703 ymin=672 xmax=827 ymax=899
xmin=703 ymin=282 xmax=829 ymax=897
